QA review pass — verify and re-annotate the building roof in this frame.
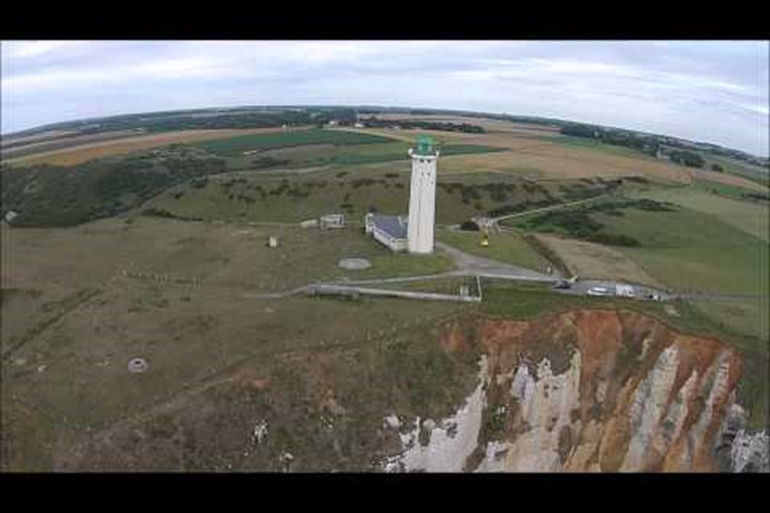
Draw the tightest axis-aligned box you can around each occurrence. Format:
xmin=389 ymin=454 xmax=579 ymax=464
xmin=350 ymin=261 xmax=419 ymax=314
xmin=368 ymin=213 xmax=408 ymax=240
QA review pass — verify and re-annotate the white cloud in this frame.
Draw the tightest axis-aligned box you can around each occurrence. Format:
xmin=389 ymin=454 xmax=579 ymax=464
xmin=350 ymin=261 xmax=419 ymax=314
xmin=3 ymin=40 xmax=87 ymax=58
xmin=1 ymin=40 xmax=767 ymax=156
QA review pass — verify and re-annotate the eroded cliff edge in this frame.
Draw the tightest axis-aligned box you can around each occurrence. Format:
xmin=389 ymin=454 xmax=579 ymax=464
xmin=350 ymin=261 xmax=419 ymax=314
xmin=384 ymin=308 xmax=768 ymax=472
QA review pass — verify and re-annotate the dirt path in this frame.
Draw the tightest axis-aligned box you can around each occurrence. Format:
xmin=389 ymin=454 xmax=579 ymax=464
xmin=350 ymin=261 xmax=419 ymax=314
xmin=492 ymin=194 xmax=612 ymax=225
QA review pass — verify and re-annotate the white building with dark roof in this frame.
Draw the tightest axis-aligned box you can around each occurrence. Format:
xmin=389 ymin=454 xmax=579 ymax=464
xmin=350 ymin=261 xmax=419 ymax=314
xmin=365 ymin=213 xmax=409 ymax=252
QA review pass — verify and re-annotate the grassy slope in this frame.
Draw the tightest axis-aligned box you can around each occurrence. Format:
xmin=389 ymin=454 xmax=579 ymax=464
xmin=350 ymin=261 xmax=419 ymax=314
xmin=435 ymin=227 xmax=549 ymax=272
xmin=632 ymin=180 xmax=769 ymax=242
xmin=508 ymin=195 xmax=768 ymax=297
xmin=593 ymin=208 xmax=769 ymax=297
xmin=693 ymin=300 xmax=769 ymax=341
xmin=143 ymin=167 xmax=565 ymax=226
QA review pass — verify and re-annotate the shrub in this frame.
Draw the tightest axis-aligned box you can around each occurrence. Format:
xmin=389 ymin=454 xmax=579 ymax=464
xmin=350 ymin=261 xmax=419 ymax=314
xmin=586 ymin=233 xmax=641 ymax=247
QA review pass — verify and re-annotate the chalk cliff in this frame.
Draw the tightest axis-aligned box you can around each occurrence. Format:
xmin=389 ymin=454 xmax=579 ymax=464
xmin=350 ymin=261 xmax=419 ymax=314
xmin=383 ymin=309 xmax=768 ymax=473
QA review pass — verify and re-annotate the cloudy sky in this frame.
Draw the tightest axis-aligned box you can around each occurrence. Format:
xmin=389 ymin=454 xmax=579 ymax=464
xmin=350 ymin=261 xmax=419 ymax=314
xmin=2 ymin=40 xmax=768 ymax=156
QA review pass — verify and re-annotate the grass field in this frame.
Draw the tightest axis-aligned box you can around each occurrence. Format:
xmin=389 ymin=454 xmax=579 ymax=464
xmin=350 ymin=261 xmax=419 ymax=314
xmin=631 ymin=181 xmax=770 ymax=243
xmin=693 ymin=300 xmax=769 ymax=341
xmin=1 ymin=214 xmax=479 ymax=470
xmin=0 ymin=217 xmax=457 ymax=350
xmin=597 ymin=208 xmax=769 ymax=297
xmin=507 ymin=194 xmax=769 ymax=297
xmin=533 ymin=234 xmax=664 ymax=287
xmin=435 ymin=228 xmax=550 ymax=272
xmin=188 ymin=128 xmax=396 ymax=157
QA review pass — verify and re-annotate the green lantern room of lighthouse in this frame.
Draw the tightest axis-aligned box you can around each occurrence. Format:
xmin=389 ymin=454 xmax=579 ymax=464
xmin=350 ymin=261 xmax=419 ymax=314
xmin=413 ymin=135 xmax=438 ymax=156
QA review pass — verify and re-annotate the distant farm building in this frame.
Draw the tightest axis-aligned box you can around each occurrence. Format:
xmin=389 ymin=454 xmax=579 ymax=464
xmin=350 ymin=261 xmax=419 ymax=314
xmin=268 ymin=236 xmax=279 ymax=248
xmin=365 ymin=213 xmax=408 ymax=252
xmin=320 ymin=214 xmax=345 ymax=229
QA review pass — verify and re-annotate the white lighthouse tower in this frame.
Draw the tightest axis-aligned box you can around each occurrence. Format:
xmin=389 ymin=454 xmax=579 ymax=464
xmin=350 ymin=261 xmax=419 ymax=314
xmin=407 ymin=135 xmax=439 ymax=254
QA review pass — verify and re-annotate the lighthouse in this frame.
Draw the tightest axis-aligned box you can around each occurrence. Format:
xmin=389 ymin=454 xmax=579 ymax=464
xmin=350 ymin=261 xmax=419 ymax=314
xmin=407 ymin=135 xmax=439 ymax=254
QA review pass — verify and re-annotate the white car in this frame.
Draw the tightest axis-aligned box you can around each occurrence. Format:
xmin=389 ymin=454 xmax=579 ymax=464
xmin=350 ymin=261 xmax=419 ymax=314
xmin=586 ymin=286 xmax=611 ymax=296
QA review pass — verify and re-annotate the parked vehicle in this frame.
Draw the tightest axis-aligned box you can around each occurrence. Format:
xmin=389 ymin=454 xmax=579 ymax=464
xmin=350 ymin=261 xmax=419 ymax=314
xmin=587 ymin=286 xmax=611 ymax=296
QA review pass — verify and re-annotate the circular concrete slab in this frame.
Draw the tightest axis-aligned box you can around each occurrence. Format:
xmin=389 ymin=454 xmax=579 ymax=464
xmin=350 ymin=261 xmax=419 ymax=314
xmin=128 ymin=357 xmax=149 ymax=374
xmin=338 ymin=258 xmax=372 ymax=271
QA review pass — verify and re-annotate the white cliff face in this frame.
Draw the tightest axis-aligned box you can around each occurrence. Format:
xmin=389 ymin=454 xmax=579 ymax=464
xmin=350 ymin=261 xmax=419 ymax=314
xmin=383 ymin=356 xmax=487 ymax=472
xmin=383 ymin=313 xmax=755 ymax=473
xmin=500 ymin=351 xmax=582 ymax=472
xmin=731 ymin=430 xmax=769 ymax=473
xmin=621 ymin=345 xmax=681 ymax=471
xmin=688 ymin=352 xmax=733 ymax=461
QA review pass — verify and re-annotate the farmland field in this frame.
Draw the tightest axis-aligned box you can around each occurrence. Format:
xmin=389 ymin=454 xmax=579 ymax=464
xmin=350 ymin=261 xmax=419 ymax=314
xmin=359 ymin=114 xmax=561 ymax=135
xmin=686 ymin=166 xmax=768 ymax=192
xmin=223 ymin=141 xmax=506 ymax=172
xmin=189 ymin=128 xmax=396 ymax=157
xmin=5 ymin=128 xmax=296 ymax=167
xmin=545 ymin=135 xmax=662 ymax=159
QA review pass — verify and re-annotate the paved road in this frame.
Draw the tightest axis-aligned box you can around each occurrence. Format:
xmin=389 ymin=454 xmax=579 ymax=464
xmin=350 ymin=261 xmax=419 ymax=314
xmin=434 ymin=241 xmax=559 ymax=282
xmin=555 ymin=279 xmax=673 ymax=301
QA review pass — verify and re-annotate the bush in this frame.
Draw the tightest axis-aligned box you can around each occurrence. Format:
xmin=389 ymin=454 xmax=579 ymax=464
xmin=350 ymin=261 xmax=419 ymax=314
xmin=669 ymin=150 xmax=705 ymax=168
xmin=586 ymin=233 xmax=641 ymax=247
xmin=460 ymin=220 xmax=480 ymax=231
xmin=711 ymin=163 xmax=724 ymax=172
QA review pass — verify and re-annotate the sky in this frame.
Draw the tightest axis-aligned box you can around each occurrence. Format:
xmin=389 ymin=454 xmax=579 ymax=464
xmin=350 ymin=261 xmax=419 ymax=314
xmin=2 ymin=40 xmax=768 ymax=156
